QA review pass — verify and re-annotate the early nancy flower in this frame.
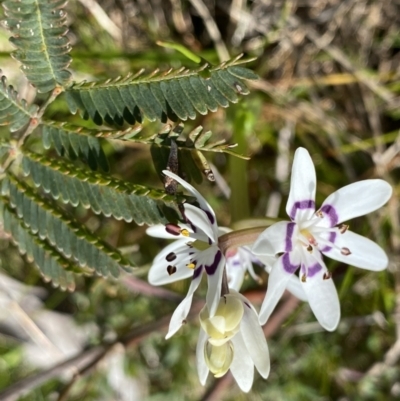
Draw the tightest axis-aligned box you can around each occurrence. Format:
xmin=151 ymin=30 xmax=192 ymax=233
xmin=147 ymin=170 xmax=225 ymax=338
xmin=253 ymin=147 xmax=392 ymax=331
xmin=196 ymin=291 xmax=270 ymax=392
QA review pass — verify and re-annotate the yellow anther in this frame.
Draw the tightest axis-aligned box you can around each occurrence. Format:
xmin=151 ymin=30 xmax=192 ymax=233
xmin=186 ymin=262 xmax=196 ymax=269
xmin=180 ymin=229 xmax=190 ymax=237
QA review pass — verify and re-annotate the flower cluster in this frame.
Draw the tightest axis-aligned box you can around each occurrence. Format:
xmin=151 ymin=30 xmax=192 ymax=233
xmin=147 ymin=148 xmax=392 ymax=392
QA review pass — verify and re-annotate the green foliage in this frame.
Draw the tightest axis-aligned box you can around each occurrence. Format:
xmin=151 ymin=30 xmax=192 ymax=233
xmin=0 ymin=74 xmax=38 ymax=131
xmin=21 ymin=150 xmax=183 ymax=225
xmin=41 ymin=121 xmax=109 ymax=171
xmin=65 ymin=56 xmax=258 ymax=126
xmin=1 ymin=174 xmax=133 ymax=279
xmin=2 ymin=0 xmax=72 ymax=92
xmin=150 ymin=123 xmax=249 ymax=184
xmin=1 ymin=201 xmax=78 ymax=290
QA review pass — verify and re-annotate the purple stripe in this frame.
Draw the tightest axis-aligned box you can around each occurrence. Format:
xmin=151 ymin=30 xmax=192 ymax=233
xmin=320 ymin=232 xmax=337 ymax=252
xmin=205 ymin=250 xmax=222 ymax=275
xmin=289 ymin=200 xmax=315 ymax=220
xmin=193 ymin=265 xmax=203 ymax=279
xmin=320 ymin=204 xmax=339 ymax=226
xmin=301 ymin=262 xmax=322 ymax=277
xmin=285 ymin=223 xmax=296 ymax=252
xmin=282 ymin=253 xmax=299 ymax=274
xmin=204 ymin=209 xmax=215 ymax=225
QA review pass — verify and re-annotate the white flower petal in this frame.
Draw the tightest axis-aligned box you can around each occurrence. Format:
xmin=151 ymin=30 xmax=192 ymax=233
xmin=163 ymin=170 xmax=216 ymax=222
xmin=319 ymin=180 xmax=392 ymax=226
xmin=259 ymin=253 xmax=300 ymax=324
xmin=252 ymin=221 xmax=295 ymax=255
xmin=206 ymin=251 xmax=225 ymax=316
xmin=184 ymin=204 xmax=216 ymax=242
xmin=322 ymin=230 xmax=389 ymax=271
xmin=196 ymin=327 xmax=210 ymax=385
xmin=225 ymin=252 xmax=246 ymax=291
xmin=301 ymin=255 xmax=340 ymax=331
xmin=166 ymin=272 xmax=203 ymax=339
xmin=240 ymin=297 xmax=270 ymax=379
xmin=230 ymin=332 xmax=254 ymax=393
xmin=286 ymin=274 xmax=308 ymax=302
xmin=148 ymin=240 xmax=193 ymax=285
xmin=146 ymin=224 xmax=179 ymax=239
xmin=286 ymin=148 xmax=317 ymax=222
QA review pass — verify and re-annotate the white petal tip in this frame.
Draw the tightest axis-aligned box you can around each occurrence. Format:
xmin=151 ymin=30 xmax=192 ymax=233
xmin=319 ymin=315 xmax=340 ymax=332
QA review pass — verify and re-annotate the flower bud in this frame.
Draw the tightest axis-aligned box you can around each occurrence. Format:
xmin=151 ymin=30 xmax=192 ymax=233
xmin=199 ymin=294 xmax=244 ymax=346
xmin=204 ymin=340 xmax=234 ymax=378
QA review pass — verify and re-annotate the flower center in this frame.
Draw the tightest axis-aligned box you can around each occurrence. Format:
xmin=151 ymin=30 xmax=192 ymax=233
xmin=299 ymin=228 xmax=318 ymax=250
xmin=191 ymin=240 xmax=212 ymax=251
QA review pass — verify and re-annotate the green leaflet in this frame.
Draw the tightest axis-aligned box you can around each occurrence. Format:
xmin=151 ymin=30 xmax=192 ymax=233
xmin=0 ymin=74 xmax=38 ymax=132
xmin=2 ymin=0 xmax=72 ymax=92
xmin=21 ymin=150 xmax=183 ymax=225
xmin=1 ymin=174 xmax=134 ymax=279
xmin=0 ymin=201 xmax=84 ymax=291
xmin=65 ymin=56 xmax=258 ymax=126
xmin=41 ymin=121 xmax=109 ymax=171
xmin=149 ymin=124 xmax=249 ymax=184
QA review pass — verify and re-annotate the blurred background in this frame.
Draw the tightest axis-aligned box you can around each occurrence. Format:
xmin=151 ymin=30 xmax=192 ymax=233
xmin=0 ymin=0 xmax=399 ymax=400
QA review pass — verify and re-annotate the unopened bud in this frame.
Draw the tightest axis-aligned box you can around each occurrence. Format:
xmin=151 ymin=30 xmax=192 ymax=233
xmin=204 ymin=341 xmax=234 ymax=378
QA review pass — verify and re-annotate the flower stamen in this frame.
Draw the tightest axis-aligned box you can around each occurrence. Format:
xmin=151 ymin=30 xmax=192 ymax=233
xmin=180 ymin=228 xmax=190 ymax=237
xmin=323 ymin=271 xmax=332 ymax=280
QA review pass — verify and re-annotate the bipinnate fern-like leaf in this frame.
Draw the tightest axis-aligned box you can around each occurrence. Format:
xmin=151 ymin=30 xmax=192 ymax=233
xmin=0 ymin=74 xmax=38 ymax=131
xmin=65 ymin=55 xmax=258 ymax=126
xmin=1 ymin=174 xmax=133 ymax=278
xmin=41 ymin=121 xmax=109 ymax=171
xmin=150 ymin=124 xmax=249 ymax=184
xmin=1 ymin=201 xmax=79 ymax=290
xmin=2 ymin=0 xmax=72 ymax=93
xmin=21 ymin=150 xmax=183 ymax=224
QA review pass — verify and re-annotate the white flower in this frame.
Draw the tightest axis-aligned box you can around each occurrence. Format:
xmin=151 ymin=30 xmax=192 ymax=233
xmin=218 ymin=227 xmax=261 ymax=291
xmin=147 ymin=170 xmax=225 ymax=338
xmin=252 ymin=147 xmax=392 ymax=331
xmin=225 ymin=247 xmax=260 ymax=291
xmin=196 ymin=291 xmax=270 ymax=392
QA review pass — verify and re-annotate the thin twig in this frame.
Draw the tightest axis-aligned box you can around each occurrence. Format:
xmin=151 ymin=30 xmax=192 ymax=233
xmin=0 ymin=302 xmax=202 ymax=401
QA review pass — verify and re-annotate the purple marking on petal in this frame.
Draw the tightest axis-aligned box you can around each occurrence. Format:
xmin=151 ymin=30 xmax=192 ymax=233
xmin=204 ymin=209 xmax=215 ymax=225
xmin=193 ymin=265 xmax=203 ymax=279
xmin=289 ymin=200 xmax=315 ymax=220
xmin=301 ymin=263 xmax=322 ymax=277
xmin=320 ymin=204 xmax=339 ymax=227
xmin=244 ymin=302 xmax=251 ymax=308
xmin=165 ymin=223 xmax=181 ymax=236
xmin=285 ymin=223 xmax=296 ymax=252
xmin=282 ymin=253 xmax=299 ymax=274
xmin=320 ymin=232 xmax=337 ymax=252
xmin=205 ymin=250 xmax=222 ymax=275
